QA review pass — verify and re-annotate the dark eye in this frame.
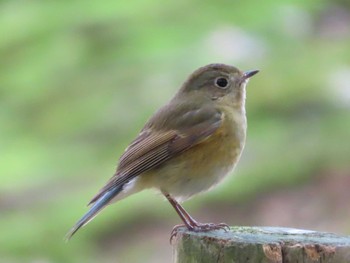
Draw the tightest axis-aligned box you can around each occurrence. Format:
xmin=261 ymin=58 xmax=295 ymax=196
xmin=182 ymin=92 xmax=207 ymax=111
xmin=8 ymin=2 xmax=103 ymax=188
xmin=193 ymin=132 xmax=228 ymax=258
xmin=215 ymin=77 xmax=229 ymax=88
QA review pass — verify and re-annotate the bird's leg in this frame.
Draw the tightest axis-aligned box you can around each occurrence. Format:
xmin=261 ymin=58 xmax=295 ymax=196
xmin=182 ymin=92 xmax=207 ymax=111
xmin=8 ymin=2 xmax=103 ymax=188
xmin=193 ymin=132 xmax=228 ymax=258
xmin=163 ymin=192 xmax=193 ymax=230
xmin=162 ymin=191 xmax=230 ymax=241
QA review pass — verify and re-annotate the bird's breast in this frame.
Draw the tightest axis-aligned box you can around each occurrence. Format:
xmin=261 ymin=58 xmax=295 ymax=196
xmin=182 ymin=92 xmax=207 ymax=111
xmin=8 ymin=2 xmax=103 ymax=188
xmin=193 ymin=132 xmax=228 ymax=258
xmin=141 ymin=108 xmax=247 ymax=201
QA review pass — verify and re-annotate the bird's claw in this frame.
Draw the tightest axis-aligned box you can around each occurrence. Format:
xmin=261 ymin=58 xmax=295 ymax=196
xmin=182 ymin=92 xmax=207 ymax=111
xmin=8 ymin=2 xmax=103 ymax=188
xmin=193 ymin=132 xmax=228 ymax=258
xmin=190 ymin=222 xmax=230 ymax=232
xmin=169 ymin=222 xmax=230 ymax=244
xmin=170 ymin=224 xmax=186 ymax=244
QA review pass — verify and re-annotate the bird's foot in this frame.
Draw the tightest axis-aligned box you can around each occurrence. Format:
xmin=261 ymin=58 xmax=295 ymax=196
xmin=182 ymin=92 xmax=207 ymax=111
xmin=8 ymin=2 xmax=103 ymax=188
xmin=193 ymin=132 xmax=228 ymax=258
xmin=170 ymin=222 xmax=230 ymax=243
xmin=189 ymin=222 xmax=230 ymax=232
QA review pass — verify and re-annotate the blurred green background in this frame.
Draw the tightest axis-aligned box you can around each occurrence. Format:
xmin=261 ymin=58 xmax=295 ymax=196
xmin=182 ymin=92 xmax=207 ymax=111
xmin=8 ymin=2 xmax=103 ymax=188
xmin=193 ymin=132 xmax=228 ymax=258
xmin=1 ymin=0 xmax=350 ymax=262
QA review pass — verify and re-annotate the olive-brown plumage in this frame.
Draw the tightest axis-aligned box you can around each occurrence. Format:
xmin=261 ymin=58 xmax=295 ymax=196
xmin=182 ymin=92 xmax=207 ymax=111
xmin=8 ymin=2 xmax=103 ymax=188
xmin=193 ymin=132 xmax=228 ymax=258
xmin=66 ymin=63 xmax=258 ymax=239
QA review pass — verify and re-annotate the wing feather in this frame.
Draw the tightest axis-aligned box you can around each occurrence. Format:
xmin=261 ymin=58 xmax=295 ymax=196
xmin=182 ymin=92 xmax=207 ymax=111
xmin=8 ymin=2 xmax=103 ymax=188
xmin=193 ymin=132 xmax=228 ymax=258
xmin=88 ymin=107 xmax=223 ymax=205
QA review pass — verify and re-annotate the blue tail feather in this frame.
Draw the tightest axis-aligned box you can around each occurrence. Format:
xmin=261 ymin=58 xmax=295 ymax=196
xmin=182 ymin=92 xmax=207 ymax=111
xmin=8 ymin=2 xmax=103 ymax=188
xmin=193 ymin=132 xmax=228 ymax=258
xmin=65 ymin=186 xmax=122 ymax=240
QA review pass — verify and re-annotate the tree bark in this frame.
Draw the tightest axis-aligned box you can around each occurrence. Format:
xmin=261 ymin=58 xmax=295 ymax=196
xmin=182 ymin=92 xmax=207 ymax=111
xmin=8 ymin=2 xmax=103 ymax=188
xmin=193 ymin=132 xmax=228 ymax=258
xmin=172 ymin=226 xmax=350 ymax=263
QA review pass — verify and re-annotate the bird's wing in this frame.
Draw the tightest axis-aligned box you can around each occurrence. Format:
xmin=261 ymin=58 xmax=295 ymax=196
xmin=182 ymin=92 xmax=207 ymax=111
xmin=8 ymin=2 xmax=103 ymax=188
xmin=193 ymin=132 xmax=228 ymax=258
xmin=88 ymin=107 xmax=223 ymax=205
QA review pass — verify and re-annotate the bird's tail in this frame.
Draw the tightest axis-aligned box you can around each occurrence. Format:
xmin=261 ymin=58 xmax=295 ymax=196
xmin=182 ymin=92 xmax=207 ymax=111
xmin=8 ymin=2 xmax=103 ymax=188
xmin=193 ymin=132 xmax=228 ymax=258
xmin=65 ymin=186 xmax=122 ymax=241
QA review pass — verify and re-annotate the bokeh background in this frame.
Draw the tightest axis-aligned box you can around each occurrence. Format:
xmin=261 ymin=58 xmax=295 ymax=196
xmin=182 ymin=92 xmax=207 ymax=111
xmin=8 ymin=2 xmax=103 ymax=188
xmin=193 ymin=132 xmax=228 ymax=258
xmin=1 ymin=0 xmax=350 ymax=262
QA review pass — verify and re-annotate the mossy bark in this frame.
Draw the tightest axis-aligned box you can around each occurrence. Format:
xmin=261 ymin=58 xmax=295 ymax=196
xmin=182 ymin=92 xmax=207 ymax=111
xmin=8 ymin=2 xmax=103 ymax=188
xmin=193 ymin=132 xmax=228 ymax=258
xmin=172 ymin=226 xmax=350 ymax=263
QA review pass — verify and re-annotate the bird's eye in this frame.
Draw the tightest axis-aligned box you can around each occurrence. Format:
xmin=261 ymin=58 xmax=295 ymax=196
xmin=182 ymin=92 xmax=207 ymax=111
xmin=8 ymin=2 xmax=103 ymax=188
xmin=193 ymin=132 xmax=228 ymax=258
xmin=214 ymin=77 xmax=229 ymax=89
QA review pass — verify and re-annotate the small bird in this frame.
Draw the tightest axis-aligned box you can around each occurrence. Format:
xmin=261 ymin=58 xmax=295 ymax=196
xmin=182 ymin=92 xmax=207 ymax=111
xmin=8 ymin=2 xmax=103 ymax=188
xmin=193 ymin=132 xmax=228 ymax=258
xmin=66 ymin=63 xmax=258 ymax=240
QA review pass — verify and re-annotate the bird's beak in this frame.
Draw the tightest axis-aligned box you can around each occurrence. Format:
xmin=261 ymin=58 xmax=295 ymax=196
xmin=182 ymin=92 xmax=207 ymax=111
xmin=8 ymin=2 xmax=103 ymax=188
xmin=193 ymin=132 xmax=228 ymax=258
xmin=243 ymin=69 xmax=259 ymax=80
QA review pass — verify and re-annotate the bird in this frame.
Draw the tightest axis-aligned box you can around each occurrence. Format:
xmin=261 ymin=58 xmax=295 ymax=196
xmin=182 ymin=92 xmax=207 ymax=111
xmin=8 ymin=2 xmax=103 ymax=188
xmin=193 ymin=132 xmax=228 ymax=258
xmin=66 ymin=63 xmax=259 ymax=240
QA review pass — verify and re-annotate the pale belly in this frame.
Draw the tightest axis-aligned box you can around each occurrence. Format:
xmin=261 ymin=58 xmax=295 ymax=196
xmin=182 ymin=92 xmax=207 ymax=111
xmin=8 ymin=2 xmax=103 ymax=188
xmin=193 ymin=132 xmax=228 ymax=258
xmin=153 ymin=157 xmax=239 ymax=202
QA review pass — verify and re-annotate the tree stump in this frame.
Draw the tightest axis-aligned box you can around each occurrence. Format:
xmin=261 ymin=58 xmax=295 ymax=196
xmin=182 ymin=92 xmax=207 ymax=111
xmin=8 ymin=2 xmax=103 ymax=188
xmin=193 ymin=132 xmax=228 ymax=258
xmin=172 ymin=226 xmax=350 ymax=263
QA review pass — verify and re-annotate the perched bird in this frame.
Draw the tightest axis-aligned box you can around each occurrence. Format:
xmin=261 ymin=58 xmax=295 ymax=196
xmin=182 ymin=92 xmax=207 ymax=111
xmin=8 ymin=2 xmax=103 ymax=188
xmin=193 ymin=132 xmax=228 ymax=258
xmin=66 ymin=63 xmax=258 ymax=239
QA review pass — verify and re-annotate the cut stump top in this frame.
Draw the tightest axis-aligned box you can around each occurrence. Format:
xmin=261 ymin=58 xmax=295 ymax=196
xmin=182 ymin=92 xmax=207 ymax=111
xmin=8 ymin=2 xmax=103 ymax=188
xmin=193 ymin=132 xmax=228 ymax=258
xmin=172 ymin=226 xmax=350 ymax=263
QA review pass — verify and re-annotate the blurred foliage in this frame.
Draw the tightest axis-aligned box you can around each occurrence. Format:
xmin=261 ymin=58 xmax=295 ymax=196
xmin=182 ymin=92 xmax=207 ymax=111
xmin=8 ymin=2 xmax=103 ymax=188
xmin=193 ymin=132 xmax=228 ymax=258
xmin=1 ymin=0 xmax=350 ymax=262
